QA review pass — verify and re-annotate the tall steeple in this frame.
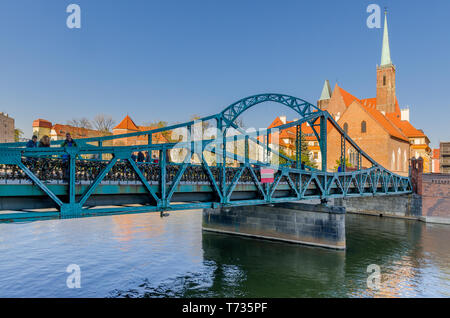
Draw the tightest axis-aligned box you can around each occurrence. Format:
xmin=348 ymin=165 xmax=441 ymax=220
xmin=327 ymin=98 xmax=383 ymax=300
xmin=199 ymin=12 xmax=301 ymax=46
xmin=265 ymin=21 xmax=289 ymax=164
xmin=319 ymin=80 xmax=332 ymax=101
xmin=376 ymin=10 xmax=396 ymax=114
xmin=317 ymin=79 xmax=332 ymax=110
xmin=380 ymin=10 xmax=392 ymax=66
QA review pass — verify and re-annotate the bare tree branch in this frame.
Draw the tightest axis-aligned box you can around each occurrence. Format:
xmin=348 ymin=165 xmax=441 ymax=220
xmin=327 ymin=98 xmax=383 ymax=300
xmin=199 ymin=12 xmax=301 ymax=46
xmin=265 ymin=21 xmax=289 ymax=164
xmin=67 ymin=118 xmax=93 ymax=129
xmin=93 ymin=114 xmax=116 ymax=133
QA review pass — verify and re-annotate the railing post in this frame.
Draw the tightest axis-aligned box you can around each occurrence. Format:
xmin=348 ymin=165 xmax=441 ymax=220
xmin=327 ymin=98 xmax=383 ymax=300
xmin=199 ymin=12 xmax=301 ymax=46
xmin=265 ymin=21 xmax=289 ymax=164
xmin=320 ymin=115 xmax=327 ymax=172
xmin=98 ymin=141 xmax=103 ymax=160
xmin=69 ymin=153 xmax=76 ymax=204
xmin=295 ymin=124 xmax=301 ymax=169
xmin=234 ymin=134 xmax=238 ymax=165
xmin=319 ymin=116 xmax=328 ymax=196
xmin=217 ymin=119 xmax=226 ymax=202
xmin=245 ymin=135 xmax=249 ymax=165
xmin=159 ymin=147 xmax=167 ymax=208
xmin=340 ymin=135 xmax=346 ymax=173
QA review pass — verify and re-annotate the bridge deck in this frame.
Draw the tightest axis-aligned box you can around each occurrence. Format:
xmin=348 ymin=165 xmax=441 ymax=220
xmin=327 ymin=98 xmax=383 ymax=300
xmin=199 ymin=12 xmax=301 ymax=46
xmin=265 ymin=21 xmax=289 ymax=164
xmin=0 ymin=93 xmax=412 ymax=223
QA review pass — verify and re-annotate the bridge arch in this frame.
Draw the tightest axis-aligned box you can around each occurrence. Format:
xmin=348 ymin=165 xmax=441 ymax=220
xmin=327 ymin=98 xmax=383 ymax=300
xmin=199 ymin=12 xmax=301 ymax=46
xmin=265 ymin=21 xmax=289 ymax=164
xmin=219 ymin=93 xmax=321 ymax=128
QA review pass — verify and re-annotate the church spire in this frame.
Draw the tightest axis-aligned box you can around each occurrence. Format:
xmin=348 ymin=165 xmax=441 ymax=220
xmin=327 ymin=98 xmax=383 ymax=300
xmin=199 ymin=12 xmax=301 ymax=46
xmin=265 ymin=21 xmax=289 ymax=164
xmin=319 ymin=79 xmax=332 ymax=101
xmin=380 ymin=10 xmax=392 ymax=66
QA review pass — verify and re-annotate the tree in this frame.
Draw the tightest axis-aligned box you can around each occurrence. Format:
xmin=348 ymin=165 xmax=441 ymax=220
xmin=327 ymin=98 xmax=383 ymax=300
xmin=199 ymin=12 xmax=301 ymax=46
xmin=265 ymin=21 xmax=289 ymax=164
xmin=334 ymin=157 xmax=352 ymax=171
xmin=93 ymin=114 xmax=116 ymax=133
xmin=14 ymin=128 xmax=23 ymax=142
xmin=144 ymin=120 xmax=168 ymax=129
xmin=143 ymin=120 xmax=177 ymax=143
xmin=67 ymin=118 xmax=92 ymax=129
xmin=273 ymin=134 xmax=316 ymax=168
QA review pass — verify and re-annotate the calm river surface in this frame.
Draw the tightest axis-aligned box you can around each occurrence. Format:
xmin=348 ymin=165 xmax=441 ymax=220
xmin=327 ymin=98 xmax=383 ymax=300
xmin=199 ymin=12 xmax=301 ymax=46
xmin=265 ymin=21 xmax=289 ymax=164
xmin=0 ymin=211 xmax=449 ymax=297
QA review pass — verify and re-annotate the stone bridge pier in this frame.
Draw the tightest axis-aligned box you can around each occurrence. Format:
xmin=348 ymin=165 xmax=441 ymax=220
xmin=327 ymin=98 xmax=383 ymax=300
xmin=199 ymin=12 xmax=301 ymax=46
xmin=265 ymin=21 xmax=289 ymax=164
xmin=202 ymin=202 xmax=346 ymax=250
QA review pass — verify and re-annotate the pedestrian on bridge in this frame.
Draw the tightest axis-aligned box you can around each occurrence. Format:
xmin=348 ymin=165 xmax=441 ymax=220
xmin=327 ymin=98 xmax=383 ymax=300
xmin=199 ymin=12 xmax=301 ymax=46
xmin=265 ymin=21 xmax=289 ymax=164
xmin=26 ymin=135 xmax=38 ymax=148
xmin=37 ymin=135 xmax=51 ymax=182
xmin=38 ymin=135 xmax=51 ymax=148
xmin=137 ymin=151 xmax=145 ymax=163
xmin=61 ymin=133 xmax=77 ymax=149
xmin=144 ymin=151 xmax=150 ymax=162
xmin=25 ymin=135 xmax=38 ymax=172
xmin=61 ymin=133 xmax=77 ymax=183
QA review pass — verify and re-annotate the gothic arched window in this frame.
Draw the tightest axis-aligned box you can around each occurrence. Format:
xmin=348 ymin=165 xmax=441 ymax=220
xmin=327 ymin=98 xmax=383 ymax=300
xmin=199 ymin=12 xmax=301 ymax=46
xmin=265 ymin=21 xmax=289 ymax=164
xmin=343 ymin=123 xmax=348 ymax=135
xmin=348 ymin=149 xmax=358 ymax=167
xmin=391 ymin=150 xmax=396 ymax=170
xmin=361 ymin=121 xmax=367 ymax=133
xmin=383 ymin=75 xmax=386 ymax=86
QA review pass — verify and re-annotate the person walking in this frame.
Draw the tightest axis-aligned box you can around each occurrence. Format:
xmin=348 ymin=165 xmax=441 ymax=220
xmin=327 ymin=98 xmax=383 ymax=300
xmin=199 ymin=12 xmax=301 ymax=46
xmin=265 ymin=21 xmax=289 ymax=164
xmin=37 ymin=135 xmax=51 ymax=181
xmin=61 ymin=133 xmax=77 ymax=182
xmin=25 ymin=135 xmax=38 ymax=172
xmin=61 ymin=133 xmax=77 ymax=148
xmin=38 ymin=135 xmax=51 ymax=148
xmin=26 ymin=135 xmax=38 ymax=148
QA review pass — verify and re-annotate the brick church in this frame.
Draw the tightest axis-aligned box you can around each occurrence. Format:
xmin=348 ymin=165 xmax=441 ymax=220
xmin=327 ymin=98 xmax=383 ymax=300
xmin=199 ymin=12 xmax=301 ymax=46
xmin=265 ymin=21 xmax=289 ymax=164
xmin=318 ymin=12 xmax=431 ymax=176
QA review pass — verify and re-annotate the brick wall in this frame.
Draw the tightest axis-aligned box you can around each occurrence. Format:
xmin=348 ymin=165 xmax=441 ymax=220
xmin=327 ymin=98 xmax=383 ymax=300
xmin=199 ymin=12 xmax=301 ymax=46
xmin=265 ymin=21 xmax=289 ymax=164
xmin=0 ymin=113 xmax=14 ymax=143
xmin=411 ymin=157 xmax=450 ymax=223
xmin=421 ymin=173 xmax=450 ymax=219
xmin=326 ymin=101 xmax=409 ymax=175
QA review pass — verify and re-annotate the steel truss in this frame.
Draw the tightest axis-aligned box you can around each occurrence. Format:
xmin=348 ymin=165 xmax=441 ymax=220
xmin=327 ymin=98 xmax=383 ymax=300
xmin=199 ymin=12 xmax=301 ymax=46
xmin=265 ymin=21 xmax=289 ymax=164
xmin=0 ymin=93 xmax=412 ymax=222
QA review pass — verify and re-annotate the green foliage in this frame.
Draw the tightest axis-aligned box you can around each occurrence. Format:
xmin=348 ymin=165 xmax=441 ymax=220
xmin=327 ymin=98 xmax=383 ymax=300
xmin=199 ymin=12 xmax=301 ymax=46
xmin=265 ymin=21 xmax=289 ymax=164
xmin=144 ymin=120 xmax=177 ymax=143
xmin=334 ymin=157 xmax=352 ymax=171
xmin=14 ymin=128 xmax=23 ymax=142
xmin=274 ymin=134 xmax=316 ymax=168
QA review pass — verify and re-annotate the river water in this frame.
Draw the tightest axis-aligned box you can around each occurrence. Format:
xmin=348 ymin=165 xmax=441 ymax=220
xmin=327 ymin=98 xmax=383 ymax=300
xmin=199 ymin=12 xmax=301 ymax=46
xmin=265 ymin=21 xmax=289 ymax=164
xmin=0 ymin=210 xmax=449 ymax=298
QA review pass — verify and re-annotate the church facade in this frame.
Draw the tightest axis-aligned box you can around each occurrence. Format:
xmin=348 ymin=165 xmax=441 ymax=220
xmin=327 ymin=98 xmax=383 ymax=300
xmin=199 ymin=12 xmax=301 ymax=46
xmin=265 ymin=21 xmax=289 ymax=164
xmin=318 ymin=12 xmax=431 ymax=175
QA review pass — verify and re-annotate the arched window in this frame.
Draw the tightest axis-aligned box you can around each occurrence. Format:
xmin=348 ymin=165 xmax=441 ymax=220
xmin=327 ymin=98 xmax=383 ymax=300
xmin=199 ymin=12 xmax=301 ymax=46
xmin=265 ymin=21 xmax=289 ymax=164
xmin=343 ymin=123 xmax=348 ymax=135
xmin=391 ymin=150 xmax=396 ymax=170
xmin=404 ymin=150 xmax=408 ymax=172
xmin=348 ymin=149 xmax=358 ymax=167
xmin=361 ymin=121 xmax=367 ymax=133
xmin=383 ymin=75 xmax=386 ymax=86
xmin=397 ymin=148 xmax=401 ymax=171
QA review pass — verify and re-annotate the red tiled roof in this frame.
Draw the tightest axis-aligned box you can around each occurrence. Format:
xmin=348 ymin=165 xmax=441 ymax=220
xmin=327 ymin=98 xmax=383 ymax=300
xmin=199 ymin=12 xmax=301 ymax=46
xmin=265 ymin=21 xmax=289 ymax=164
xmin=432 ymin=149 xmax=440 ymax=159
xmin=52 ymin=124 xmax=107 ymax=138
xmin=385 ymin=113 xmax=426 ymax=138
xmin=338 ymin=86 xmax=359 ymax=107
xmin=336 ymin=85 xmax=409 ymax=142
xmin=33 ymin=119 xmax=52 ymax=128
xmin=266 ymin=116 xmax=329 ymax=145
xmin=358 ymin=102 xmax=409 ymax=142
xmin=113 ymin=116 xmax=170 ymax=144
xmin=137 ymin=126 xmax=169 ymax=143
xmin=114 ymin=115 xmax=139 ymax=131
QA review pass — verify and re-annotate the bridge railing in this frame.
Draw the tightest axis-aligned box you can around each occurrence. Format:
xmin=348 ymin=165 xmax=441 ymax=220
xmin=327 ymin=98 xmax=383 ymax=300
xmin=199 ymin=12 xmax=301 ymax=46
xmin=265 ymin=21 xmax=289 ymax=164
xmin=0 ymin=93 xmax=412 ymax=221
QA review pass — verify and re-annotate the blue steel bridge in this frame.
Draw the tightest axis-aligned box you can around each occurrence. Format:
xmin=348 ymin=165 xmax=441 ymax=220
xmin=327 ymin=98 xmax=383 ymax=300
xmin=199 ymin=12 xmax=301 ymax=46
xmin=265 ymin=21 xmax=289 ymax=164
xmin=0 ymin=94 xmax=412 ymax=222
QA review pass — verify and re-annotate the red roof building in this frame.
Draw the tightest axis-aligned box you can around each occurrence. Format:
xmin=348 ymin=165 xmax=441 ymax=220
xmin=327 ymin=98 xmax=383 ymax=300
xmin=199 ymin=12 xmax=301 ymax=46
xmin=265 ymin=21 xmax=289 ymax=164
xmin=112 ymin=115 xmax=169 ymax=147
xmin=269 ymin=12 xmax=430 ymax=175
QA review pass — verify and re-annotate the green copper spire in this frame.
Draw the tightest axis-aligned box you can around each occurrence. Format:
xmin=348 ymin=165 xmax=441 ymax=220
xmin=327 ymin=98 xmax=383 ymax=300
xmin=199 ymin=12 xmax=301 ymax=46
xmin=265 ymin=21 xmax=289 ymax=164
xmin=319 ymin=80 xmax=332 ymax=100
xmin=380 ymin=10 xmax=392 ymax=66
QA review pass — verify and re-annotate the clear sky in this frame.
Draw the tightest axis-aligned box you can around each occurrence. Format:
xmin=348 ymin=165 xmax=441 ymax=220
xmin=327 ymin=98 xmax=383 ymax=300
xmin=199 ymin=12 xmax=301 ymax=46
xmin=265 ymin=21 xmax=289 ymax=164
xmin=0 ymin=0 xmax=449 ymax=147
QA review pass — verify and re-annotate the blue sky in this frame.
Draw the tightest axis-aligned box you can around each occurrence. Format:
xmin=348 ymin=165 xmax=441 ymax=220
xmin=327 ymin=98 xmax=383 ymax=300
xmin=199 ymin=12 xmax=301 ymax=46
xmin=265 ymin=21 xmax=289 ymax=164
xmin=0 ymin=0 xmax=449 ymax=147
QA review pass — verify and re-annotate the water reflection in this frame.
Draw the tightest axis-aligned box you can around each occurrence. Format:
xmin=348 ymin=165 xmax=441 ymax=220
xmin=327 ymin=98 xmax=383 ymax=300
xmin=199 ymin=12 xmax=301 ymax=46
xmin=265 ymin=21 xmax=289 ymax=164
xmin=0 ymin=211 xmax=449 ymax=298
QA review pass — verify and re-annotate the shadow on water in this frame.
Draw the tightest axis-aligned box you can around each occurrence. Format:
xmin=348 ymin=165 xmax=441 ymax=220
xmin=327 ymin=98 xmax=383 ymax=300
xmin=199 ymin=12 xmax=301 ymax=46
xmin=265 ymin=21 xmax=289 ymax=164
xmin=110 ymin=213 xmax=450 ymax=298
xmin=110 ymin=231 xmax=347 ymax=298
